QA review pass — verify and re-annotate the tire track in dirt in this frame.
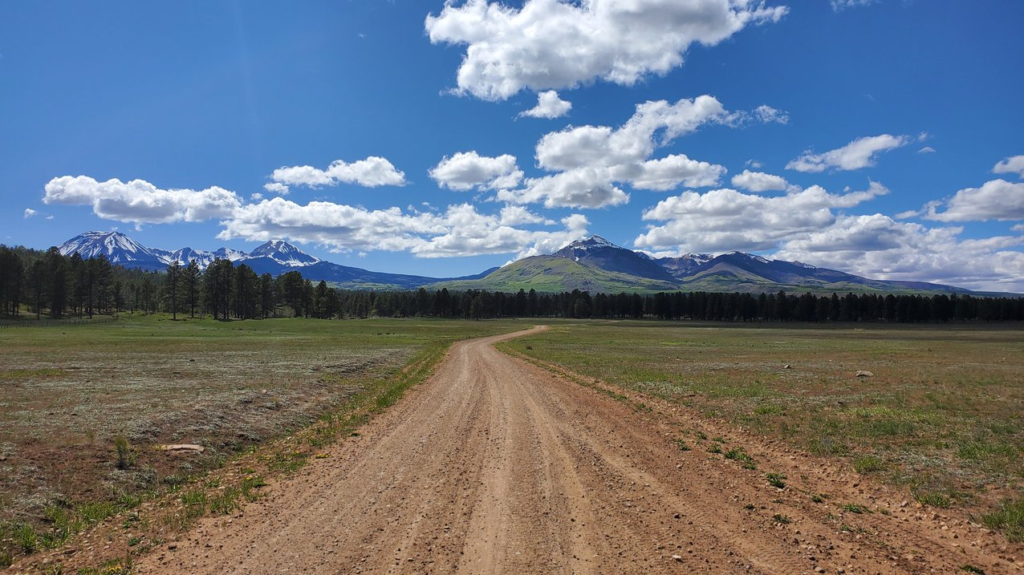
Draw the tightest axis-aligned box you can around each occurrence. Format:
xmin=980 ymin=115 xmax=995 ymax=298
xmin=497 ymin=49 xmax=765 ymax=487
xmin=134 ymin=326 xmax=1020 ymax=574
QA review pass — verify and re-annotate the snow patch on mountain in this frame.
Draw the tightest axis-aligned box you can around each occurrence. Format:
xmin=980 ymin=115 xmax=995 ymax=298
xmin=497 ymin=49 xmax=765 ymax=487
xmin=59 ymin=232 xmax=318 ymax=271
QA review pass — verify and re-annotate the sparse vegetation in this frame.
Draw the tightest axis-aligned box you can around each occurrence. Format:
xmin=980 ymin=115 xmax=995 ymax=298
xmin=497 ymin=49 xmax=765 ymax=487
xmin=502 ymin=321 xmax=1024 ymax=531
xmin=0 ymin=315 xmax=527 ymax=566
xmin=772 ymin=513 xmax=791 ymax=524
xmin=724 ymin=447 xmax=757 ymax=470
xmin=766 ymin=473 xmax=786 ymax=489
xmin=981 ymin=498 xmax=1024 ymax=543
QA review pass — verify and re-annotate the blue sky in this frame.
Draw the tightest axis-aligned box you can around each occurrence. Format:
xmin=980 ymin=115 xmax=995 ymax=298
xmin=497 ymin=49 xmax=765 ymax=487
xmin=2 ymin=1 xmax=1023 ymax=290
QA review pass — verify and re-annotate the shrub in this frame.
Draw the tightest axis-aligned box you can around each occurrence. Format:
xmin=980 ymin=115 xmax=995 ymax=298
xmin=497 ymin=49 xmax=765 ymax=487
xmin=113 ymin=436 xmax=134 ymax=470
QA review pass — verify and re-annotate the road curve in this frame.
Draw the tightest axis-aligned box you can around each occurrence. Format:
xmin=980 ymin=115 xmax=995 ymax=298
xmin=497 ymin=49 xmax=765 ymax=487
xmin=136 ymin=326 xmax=1015 ymax=574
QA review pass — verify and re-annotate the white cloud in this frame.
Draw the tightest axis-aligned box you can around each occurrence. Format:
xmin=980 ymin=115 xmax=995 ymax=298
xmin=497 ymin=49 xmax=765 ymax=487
xmin=634 ymin=182 xmax=889 ymax=253
xmin=43 ymin=175 xmax=242 ymax=225
xmin=918 ymin=146 xmax=936 ymax=154
xmin=787 ymin=134 xmax=910 ymax=173
xmin=831 ymin=0 xmax=876 ymax=10
xmin=993 ymin=155 xmax=1024 ymax=179
xmin=500 ymin=95 xmax=735 ymax=208
xmin=263 ymin=182 xmax=290 ymax=195
xmin=23 ymin=208 xmax=37 ymax=219
xmin=730 ymin=169 xmax=793 ymax=192
xmin=269 ymin=157 xmax=406 ymax=190
xmin=924 ymin=179 xmax=1024 ymax=222
xmin=745 ymin=159 xmax=764 ymax=169
xmin=1013 ymin=224 xmax=1024 ymax=233
xmin=611 ymin=155 xmax=726 ymax=191
xmin=499 ymin=168 xmax=630 ymax=209
xmin=425 ymin=0 xmax=788 ymax=101
xmin=250 ymin=193 xmax=264 ymax=201
xmin=498 ymin=205 xmax=554 ymax=226
xmin=775 ymin=214 xmax=1024 ymax=292
xmin=753 ymin=105 xmax=789 ymax=125
xmin=519 ymin=90 xmax=572 ymax=119
xmin=218 ymin=197 xmax=587 ymax=260
xmin=429 ymin=151 xmax=523 ymax=191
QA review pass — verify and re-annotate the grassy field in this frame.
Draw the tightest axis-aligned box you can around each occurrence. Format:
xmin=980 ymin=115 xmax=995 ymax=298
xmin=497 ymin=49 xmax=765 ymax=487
xmin=499 ymin=320 xmax=1024 ymax=539
xmin=0 ymin=315 xmax=528 ymax=566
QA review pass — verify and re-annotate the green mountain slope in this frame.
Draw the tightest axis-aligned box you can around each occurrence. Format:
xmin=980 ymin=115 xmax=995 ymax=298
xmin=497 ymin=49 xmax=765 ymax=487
xmin=428 ymin=256 xmax=678 ymax=293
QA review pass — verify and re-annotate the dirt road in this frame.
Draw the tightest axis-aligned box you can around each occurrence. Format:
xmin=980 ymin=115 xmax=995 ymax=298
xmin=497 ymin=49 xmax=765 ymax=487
xmin=136 ymin=327 xmax=1019 ymax=574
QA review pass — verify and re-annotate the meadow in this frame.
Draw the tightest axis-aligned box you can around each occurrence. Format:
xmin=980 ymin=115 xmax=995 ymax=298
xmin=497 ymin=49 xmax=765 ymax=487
xmin=0 ymin=315 xmax=527 ymax=566
xmin=3 ymin=316 xmax=1023 ymax=569
xmin=499 ymin=320 xmax=1024 ymax=539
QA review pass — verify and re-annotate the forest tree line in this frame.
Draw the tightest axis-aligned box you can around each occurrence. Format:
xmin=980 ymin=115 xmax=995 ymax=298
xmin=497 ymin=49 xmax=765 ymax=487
xmin=2 ymin=244 xmax=1023 ymax=323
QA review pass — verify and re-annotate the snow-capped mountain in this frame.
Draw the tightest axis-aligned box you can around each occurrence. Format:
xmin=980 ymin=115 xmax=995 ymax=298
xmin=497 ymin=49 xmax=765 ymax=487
xmin=248 ymin=240 xmax=320 ymax=267
xmin=59 ymin=231 xmax=167 ymax=267
xmin=438 ymin=236 xmax=968 ymax=295
xmin=57 ymin=231 xmax=969 ymax=295
xmin=56 ymin=231 xmax=492 ymax=289
xmin=656 ymin=253 xmax=715 ymax=278
xmin=59 ymin=232 xmax=317 ymax=272
xmin=553 ymin=235 xmax=678 ymax=282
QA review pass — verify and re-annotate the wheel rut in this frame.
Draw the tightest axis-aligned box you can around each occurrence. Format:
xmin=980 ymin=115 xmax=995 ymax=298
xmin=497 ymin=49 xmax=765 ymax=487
xmin=135 ymin=326 xmax=1018 ymax=574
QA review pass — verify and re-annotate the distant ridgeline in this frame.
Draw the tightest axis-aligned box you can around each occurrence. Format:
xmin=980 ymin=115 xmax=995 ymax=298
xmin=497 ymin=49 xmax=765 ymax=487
xmin=1 ymin=244 xmax=1022 ymax=323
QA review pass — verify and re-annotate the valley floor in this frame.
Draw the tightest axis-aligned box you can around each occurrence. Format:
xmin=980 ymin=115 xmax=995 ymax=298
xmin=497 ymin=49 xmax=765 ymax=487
xmin=113 ymin=327 xmax=1018 ymax=574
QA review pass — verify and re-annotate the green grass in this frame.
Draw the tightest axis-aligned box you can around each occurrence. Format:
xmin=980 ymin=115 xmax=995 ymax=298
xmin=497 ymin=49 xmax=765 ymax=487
xmin=853 ymin=454 xmax=885 ymax=474
xmin=725 ymin=447 xmax=757 ymax=470
xmin=499 ymin=320 xmax=1024 ymax=539
xmin=981 ymin=499 xmax=1024 ymax=542
xmin=766 ymin=473 xmax=787 ymax=489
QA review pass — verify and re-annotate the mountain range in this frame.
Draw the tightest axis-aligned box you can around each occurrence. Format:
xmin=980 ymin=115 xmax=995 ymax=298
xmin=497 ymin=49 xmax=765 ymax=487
xmin=57 ymin=231 xmax=975 ymax=295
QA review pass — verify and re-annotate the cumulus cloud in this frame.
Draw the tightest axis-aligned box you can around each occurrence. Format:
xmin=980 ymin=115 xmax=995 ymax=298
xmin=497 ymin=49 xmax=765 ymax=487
xmin=263 ymin=182 xmax=290 ymax=195
xmin=499 ymin=95 xmax=737 ymax=208
xmin=775 ymin=214 xmax=1024 ymax=292
xmin=43 ymin=176 xmax=242 ymax=225
xmin=218 ymin=197 xmax=587 ymax=259
xmin=993 ymin=155 xmax=1024 ymax=179
xmin=425 ymin=0 xmax=788 ymax=101
xmin=519 ymin=90 xmax=572 ymax=119
xmin=429 ymin=151 xmax=523 ymax=191
xmin=730 ymin=170 xmax=793 ymax=192
xmin=924 ymin=179 xmax=1024 ymax=222
xmin=499 ymin=168 xmax=630 ymax=209
xmin=786 ymin=134 xmax=909 ymax=173
xmin=23 ymin=208 xmax=37 ymax=219
xmin=634 ymin=181 xmax=890 ymax=253
xmin=268 ymin=157 xmax=406 ymax=192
